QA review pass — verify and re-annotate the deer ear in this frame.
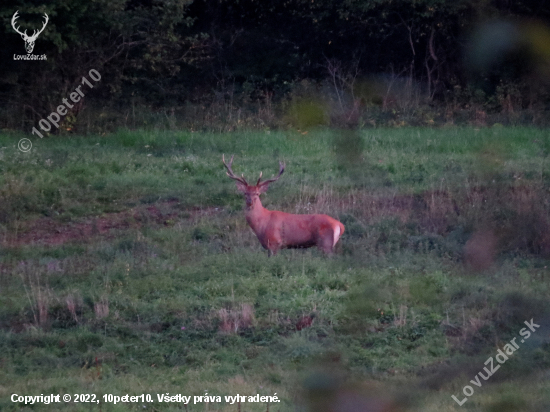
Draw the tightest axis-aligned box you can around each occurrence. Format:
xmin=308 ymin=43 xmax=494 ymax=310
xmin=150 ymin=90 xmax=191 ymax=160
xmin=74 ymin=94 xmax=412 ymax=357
xmin=258 ymin=183 xmax=270 ymax=194
xmin=235 ymin=182 xmax=248 ymax=193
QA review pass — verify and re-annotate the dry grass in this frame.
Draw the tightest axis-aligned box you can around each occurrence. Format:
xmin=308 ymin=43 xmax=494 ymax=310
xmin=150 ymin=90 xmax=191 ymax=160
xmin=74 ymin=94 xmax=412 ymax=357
xmin=65 ymin=292 xmax=81 ymax=323
xmin=217 ymin=303 xmax=256 ymax=334
xmin=94 ymin=297 xmax=110 ymax=320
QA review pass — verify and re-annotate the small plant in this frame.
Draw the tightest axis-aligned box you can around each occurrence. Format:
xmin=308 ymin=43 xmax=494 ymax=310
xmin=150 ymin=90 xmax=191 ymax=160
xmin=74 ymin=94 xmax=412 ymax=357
xmin=94 ymin=297 xmax=109 ymax=320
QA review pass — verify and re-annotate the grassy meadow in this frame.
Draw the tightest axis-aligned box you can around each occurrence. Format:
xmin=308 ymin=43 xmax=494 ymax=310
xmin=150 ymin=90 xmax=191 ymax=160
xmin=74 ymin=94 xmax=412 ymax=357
xmin=0 ymin=127 xmax=549 ymax=411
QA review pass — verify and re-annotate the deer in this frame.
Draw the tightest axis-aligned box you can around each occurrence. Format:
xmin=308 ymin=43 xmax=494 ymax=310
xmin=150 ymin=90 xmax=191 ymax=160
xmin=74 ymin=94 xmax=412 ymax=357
xmin=222 ymin=155 xmax=345 ymax=256
xmin=11 ymin=11 xmax=49 ymax=54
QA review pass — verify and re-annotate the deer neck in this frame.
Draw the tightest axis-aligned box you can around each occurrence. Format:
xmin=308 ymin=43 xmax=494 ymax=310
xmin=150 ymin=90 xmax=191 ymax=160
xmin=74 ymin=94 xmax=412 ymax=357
xmin=245 ymin=196 xmax=269 ymax=232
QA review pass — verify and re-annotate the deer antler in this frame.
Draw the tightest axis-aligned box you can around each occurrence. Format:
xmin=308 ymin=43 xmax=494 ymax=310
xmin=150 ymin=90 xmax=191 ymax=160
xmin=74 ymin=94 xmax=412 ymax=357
xmin=32 ymin=13 xmax=49 ymax=40
xmin=11 ymin=11 xmax=48 ymax=40
xmin=258 ymin=161 xmax=285 ymax=187
xmin=222 ymin=154 xmax=248 ymax=185
xmin=11 ymin=11 xmax=27 ymax=38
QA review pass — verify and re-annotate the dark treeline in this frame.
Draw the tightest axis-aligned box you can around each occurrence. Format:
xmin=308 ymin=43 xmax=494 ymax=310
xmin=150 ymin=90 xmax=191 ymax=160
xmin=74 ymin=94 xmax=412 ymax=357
xmin=1 ymin=0 xmax=550 ymax=132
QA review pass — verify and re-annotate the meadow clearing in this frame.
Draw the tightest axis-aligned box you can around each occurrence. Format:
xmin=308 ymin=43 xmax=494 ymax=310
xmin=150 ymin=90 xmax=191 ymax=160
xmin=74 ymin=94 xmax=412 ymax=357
xmin=0 ymin=127 xmax=549 ymax=411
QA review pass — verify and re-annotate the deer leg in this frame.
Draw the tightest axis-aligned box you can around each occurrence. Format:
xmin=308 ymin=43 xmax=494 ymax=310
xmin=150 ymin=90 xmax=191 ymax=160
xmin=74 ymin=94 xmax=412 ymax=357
xmin=318 ymin=240 xmax=334 ymax=255
xmin=266 ymin=230 xmax=283 ymax=257
xmin=266 ymin=239 xmax=279 ymax=257
xmin=316 ymin=226 xmax=335 ymax=255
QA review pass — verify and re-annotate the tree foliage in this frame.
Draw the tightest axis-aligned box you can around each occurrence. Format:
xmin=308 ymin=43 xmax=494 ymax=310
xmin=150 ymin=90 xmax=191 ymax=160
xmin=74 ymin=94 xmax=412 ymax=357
xmin=1 ymin=0 xmax=549 ymax=130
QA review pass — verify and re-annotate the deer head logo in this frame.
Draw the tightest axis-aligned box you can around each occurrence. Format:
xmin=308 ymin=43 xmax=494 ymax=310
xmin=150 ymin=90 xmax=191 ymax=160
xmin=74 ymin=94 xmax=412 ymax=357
xmin=11 ymin=11 xmax=49 ymax=54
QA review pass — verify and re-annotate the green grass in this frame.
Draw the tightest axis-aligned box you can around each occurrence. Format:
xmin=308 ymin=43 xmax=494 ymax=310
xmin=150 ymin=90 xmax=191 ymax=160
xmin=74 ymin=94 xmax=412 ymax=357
xmin=0 ymin=127 xmax=549 ymax=411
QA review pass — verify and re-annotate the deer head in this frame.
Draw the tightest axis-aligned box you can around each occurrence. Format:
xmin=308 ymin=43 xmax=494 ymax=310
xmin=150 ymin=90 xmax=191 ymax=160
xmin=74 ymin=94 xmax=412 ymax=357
xmin=222 ymin=155 xmax=285 ymax=207
xmin=12 ymin=11 xmax=49 ymax=54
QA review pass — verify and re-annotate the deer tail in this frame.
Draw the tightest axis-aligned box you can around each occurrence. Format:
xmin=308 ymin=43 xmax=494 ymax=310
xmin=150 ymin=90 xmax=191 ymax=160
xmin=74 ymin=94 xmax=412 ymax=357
xmin=333 ymin=222 xmax=344 ymax=248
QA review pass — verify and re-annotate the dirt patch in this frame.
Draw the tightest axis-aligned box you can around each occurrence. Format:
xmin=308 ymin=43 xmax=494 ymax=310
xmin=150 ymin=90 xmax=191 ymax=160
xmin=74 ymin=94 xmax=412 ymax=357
xmin=2 ymin=201 xmax=223 ymax=248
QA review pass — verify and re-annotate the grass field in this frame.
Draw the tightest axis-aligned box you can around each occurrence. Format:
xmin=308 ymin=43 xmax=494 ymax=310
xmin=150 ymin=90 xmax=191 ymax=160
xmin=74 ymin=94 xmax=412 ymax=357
xmin=0 ymin=127 xmax=549 ymax=411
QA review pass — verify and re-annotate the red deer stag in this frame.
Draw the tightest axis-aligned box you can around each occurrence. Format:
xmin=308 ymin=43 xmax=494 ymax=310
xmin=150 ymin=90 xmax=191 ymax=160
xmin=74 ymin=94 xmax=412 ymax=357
xmin=223 ymin=155 xmax=345 ymax=256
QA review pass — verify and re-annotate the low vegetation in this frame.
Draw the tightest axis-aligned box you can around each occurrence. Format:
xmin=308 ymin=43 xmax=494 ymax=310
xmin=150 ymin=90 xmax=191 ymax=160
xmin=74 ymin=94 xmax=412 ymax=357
xmin=0 ymin=127 xmax=549 ymax=411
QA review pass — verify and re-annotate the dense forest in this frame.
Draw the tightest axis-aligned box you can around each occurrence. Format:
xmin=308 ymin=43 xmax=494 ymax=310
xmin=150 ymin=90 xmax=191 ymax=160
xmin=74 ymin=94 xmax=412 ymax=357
xmin=2 ymin=0 xmax=550 ymax=132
